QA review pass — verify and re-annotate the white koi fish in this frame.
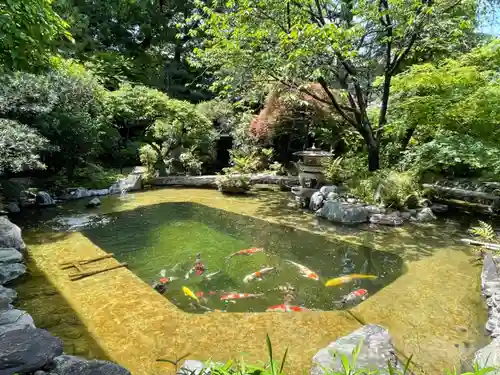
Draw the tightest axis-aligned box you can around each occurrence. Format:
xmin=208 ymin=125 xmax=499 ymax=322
xmin=243 ymin=267 xmax=276 ymax=283
xmin=285 ymin=260 xmax=320 ymax=281
xmin=203 ymin=270 xmax=221 ymax=280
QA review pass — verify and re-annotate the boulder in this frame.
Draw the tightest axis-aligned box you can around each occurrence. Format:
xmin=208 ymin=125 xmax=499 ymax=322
xmin=0 ymin=248 xmax=23 ymax=264
xmin=0 ymin=285 xmax=16 ymax=304
xmin=0 ymin=263 xmax=27 ymax=284
xmin=326 ymin=192 xmax=340 ymax=201
xmin=0 ymin=310 xmax=35 ymax=335
xmin=310 ymin=192 xmax=325 ymax=211
xmin=109 ymin=173 xmax=142 ymax=194
xmin=311 ymin=325 xmax=405 ymax=375
xmin=416 ymin=207 xmax=437 ymax=222
xmin=47 ymin=355 xmax=131 ymax=375
xmin=35 ymin=191 xmax=55 ymax=207
xmin=403 ymin=194 xmax=419 ymax=209
xmin=0 ymin=328 xmax=63 ymax=374
xmin=474 ymin=338 xmax=500 ymax=375
xmin=6 ymin=202 xmax=20 ymax=214
xmin=369 ymin=213 xmax=404 ymax=226
xmin=316 ymin=201 xmax=371 ymax=224
xmin=291 ymin=187 xmax=319 ymax=200
xmin=86 ymin=198 xmax=101 ymax=208
xmin=177 ymin=360 xmax=205 ymax=375
xmin=320 ymin=185 xmax=339 ymax=196
xmin=430 ymin=203 xmax=448 ymax=213
xmin=482 ymin=253 xmax=499 ymax=294
xmin=0 ymin=217 xmax=26 ymax=250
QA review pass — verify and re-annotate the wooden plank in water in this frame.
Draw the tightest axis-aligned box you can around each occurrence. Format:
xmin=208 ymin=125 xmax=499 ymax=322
xmin=60 ymin=253 xmax=115 ymax=269
xmin=69 ymin=263 xmax=128 ymax=281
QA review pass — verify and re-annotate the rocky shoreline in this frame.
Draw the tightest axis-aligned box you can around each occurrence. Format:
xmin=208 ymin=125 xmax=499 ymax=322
xmin=0 ymin=215 xmax=131 ymax=375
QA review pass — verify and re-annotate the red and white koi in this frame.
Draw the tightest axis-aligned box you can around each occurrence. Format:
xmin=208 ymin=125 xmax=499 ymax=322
xmin=159 ymin=277 xmax=178 ymax=284
xmin=243 ymin=267 xmax=276 ymax=283
xmin=195 ymin=291 xmax=218 ymax=298
xmin=228 ymin=247 xmax=264 ymax=258
xmin=220 ymin=292 xmax=264 ymax=301
xmin=285 ymin=260 xmax=320 ymax=281
xmin=341 ymin=289 xmax=368 ymax=305
xmin=266 ymin=304 xmax=311 ymax=312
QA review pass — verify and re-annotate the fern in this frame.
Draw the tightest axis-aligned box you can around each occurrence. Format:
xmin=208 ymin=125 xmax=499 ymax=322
xmin=470 ymin=221 xmax=496 ymax=241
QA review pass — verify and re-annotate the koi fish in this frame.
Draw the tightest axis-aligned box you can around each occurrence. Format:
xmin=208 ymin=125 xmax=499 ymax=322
xmin=266 ymin=304 xmax=311 ymax=312
xmin=159 ymin=269 xmax=167 ymax=277
xmin=182 ymin=286 xmax=199 ymax=302
xmin=184 ymin=268 xmax=194 ymax=280
xmin=193 ymin=303 xmax=226 ymax=313
xmin=243 ymin=267 xmax=276 ymax=283
xmin=325 ymin=274 xmax=377 ymax=287
xmin=195 ymin=291 xmax=218 ymax=298
xmin=341 ymin=289 xmax=368 ymax=304
xmin=203 ymin=270 xmax=221 ymax=280
xmin=159 ymin=276 xmax=177 ymax=284
xmin=285 ymin=260 xmax=320 ymax=281
xmin=228 ymin=247 xmax=264 ymax=258
xmin=220 ymin=292 xmax=264 ymax=301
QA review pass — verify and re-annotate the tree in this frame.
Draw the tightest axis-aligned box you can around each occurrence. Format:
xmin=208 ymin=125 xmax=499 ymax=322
xmin=0 ymin=0 xmax=71 ymax=71
xmin=193 ymin=0 xmax=477 ymax=170
xmin=0 ymin=61 xmax=110 ymax=178
xmin=0 ymin=119 xmax=50 ymax=174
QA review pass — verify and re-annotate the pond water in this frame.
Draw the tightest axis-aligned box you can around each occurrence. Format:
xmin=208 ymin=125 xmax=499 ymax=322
xmin=79 ymin=202 xmax=405 ymax=313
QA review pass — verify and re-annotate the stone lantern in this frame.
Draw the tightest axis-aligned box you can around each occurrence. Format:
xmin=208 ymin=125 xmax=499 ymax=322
xmin=293 ymin=144 xmax=332 ymax=189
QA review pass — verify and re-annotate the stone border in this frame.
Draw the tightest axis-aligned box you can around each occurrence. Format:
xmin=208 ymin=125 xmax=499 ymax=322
xmin=151 ymin=174 xmax=299 ymax=188
xmin=0 ymin=216 xmax=131 ymax=375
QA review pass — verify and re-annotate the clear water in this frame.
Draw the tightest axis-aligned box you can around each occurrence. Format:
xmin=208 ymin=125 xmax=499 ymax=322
xmin=68 ymin=202 xmax=407 ymax=313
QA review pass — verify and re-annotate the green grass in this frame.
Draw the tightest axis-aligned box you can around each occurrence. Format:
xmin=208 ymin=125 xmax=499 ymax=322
xmin=160 ymin=335 xmax=497 ymax=375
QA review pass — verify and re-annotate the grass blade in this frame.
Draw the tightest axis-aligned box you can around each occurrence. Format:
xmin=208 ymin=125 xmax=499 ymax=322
xmin=266 ymin=334 xmax=277 ymax=375
xmin=279 ymin=347 xmax=289 ymax=375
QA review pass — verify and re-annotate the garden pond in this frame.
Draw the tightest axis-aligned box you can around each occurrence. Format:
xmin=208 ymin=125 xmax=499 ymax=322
xmin=10 ymin=188 xmax=492 ymax=374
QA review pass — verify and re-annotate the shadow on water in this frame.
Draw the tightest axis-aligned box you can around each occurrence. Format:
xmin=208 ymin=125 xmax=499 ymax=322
xmin=9 ymin=251 xmax=107 ymax=359
xmin=252 ymin=191 xmax=478 ymax=262
xmin=80 ymin=202 xmax=406 ymax=314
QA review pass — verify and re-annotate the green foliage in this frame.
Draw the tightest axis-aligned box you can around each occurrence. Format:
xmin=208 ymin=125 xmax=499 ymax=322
xmin=470 ymin=221 xmax=496 ymax=241
xmin=0 ymin=0 xmax=72 ymax=72
xmin=196 ymin=99 xmax=237 ymax=134
xmin=348 ymin=170 xmax=420 ymax=209
xmin=0 ymin=65 xmax=109 ymax=176
xmin=223 ymin=148 xmax=278 ymax=175
xmin=0 ymin=119 xmax=50 ymax=174
xmin=215 ymin=174 xmax=251 ymax=194
xmin=322 ymin=157 xmax=345 ymax=185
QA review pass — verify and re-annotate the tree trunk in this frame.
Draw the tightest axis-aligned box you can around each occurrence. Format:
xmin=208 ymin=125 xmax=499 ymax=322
xmin=367 ymin=143 xmax=380 ymax=171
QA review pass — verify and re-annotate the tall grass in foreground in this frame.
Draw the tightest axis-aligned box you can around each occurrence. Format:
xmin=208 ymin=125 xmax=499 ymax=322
xmin=159 ymin=335 xmax=498 ymax=375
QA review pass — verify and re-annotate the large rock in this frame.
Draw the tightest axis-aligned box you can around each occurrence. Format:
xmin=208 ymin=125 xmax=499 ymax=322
xmin=47 ymin=355 xmax=131 ymax=375
xmin=0 ymin=263 xmax=27 ymax=284
xmin=109 ymin=173 xmax=142 ymax=194
xmin=430 ymin=203 xmax=448 ymax=213
xmin=6 ymin=203 xmax=20 ymax=214
xmin=416 ymin=207 xmax=437 ymax=222
xmin=474 ymin=338 xmax=500 ymax=375
xmin=316 ymin=201 xmax=372 ymax=224
xmin=0 ymin=217 xmax=26 ymax=250
xmin=0 ymin=310 xmax=35 ymax=335
xmin=177 ymin=360 xmax=205 ymax=375
xmin=35 ymin=191 xmax=55 ymax=207
xmin=310 ymin=192 xmax=325 ymax=211
xmin=291 ymin=187 xmax=319 ymax=200
xmin=86 ymin=198 xmax=101 ymax=208
xmin=0 ymin=248 xmax=23 ymax=264
xmin=369 ymin=213 xmax=404 ymax=226
xmin=0 ymin=328 xmax=63 ymax=374
xmin=311 ymin=325 xmax=405 ymax=375
xmin=320 ymin=185 xmax=339 ymax=196
xmin=0 ymin=285 xmax=17 ymax=304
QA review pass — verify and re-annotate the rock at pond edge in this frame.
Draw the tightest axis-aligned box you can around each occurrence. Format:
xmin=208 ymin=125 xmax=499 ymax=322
xmin=310 ymin=191 xmax=325 ymax=211
xmin=0 ymin=309 xmax=35 ymax=335
xmin=86 ymin=197 xmax=101 ymax=208
xmin=0 ymin=262 xmax=27 ymax=284
xmin=0 ymin=286 xmax=16 ymax=304
xmin=47 ymin=355 xmax=131 ymax=375
xmin=311 ymin=324 xmax=406 ymax=375
xmin=0 ymin=217 xmax=26 ymax=250
xmin=0 ymin=248 xmax=23 ymax=264
xmin=316 ymin=201 xmax=372 ymax=224
xmin=474 ymin=337 xmax=500 ymax=375
xmin=0 ymin=328 xmax=63 ymax=374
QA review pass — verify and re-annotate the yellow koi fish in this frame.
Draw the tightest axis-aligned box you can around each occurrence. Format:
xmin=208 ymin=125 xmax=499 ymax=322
xmin=325 ymin=274 xmax=377 ymax=287
xmin=182 ymin=286 xmax=199 ymax=302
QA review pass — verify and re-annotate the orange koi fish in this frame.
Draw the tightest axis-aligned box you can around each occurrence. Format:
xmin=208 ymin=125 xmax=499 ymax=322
xmin=266 ymin=304 xmax=311 ymax=312
xmin=325 ymin=274 xmax=377 ymax=287
xmin=243 ymin=267 xmax=276 ymax=283
xmin=228 ymin=247 xmax=264 ymax=258
xmin=159 ymin=277 xmax=178 ymax=284
xmin=285 ymin=260 xmax=320 ymax=281
xmin=220 ymin=292 xmax=264 ymax=301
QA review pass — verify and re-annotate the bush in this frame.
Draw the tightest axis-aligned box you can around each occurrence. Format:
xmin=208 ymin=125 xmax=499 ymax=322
xmin=348 ymin=170 xmax=421 ymax=209
xmin=215 ymin=174 xmax=251 ymax=194
xmin=322 ymin=156 xmax=345 ymax=184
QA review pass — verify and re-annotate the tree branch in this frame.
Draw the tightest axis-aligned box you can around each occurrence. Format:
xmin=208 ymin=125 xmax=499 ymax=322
xmin=317 ymin=76 xmax=357 ymax=127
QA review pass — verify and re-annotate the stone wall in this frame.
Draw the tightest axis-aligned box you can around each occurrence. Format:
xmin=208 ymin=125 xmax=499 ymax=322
xmin=0 ymin=215 xmax=131 ymax=375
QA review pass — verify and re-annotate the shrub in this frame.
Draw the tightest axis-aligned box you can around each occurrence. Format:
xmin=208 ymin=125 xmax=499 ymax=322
xmin=322 ymin=156 xmax=345 ymax=184
xmin=215 ymin=174 xmax=251 ymax=194
xmin=348 ymin=170 xmax=421 ymax=209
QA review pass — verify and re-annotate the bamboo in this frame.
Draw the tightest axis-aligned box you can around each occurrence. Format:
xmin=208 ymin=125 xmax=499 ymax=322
xmin=461 ymin=238 xmax=500 ymax=251
xmin=60 ymin=253 xmax=115 ymax=269
xmin=69 ymin=263 xmax=128 ymax=281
